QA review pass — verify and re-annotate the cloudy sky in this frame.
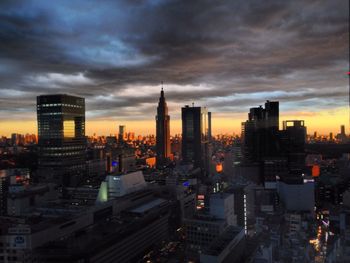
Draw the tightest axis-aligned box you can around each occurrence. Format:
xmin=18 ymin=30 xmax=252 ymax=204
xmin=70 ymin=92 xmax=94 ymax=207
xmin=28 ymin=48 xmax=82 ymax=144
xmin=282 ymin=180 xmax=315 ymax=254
xmin=0 ymin=0 xmax=349 ymax=136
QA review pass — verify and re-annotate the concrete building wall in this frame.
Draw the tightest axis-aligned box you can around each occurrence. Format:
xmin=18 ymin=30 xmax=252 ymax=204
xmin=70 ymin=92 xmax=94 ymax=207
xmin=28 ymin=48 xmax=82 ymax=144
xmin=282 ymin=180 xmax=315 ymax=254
xmin=107 ymin=171 xmax=147 ymax=198
xmin=277 ymin=180 xmax=314 ymax=213
xmin=210 ymin=193 xmax=236 ymax=226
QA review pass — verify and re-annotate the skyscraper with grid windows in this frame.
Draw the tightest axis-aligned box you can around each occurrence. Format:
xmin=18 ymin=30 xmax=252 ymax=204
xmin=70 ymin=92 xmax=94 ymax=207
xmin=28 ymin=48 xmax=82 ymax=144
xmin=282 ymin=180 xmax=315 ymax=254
xmin=37 ymin=94 xmax=86 ymax=186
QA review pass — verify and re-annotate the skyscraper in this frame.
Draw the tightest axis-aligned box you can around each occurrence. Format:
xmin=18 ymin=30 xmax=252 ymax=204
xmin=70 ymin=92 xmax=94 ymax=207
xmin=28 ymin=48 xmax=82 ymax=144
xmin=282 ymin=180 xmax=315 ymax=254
xmin=156 ymin=88 xmax=171 ymax=166
xmin=280 ymin=120 xmax=307 ymax=170
xmin=208 ymin=111 xmax=212 ymax=142
xmin=337 ymin=125 xmax=348 ymax=142
xmin=118 ymin=125 xmax=126 ymax=143
xmin=264 ymin=100 xmax=279 ymax=130
xmin=37 ymin=94 xmax=86 ymax=186
xmin=181 ymin=105 xmax=210 ymax=174
xmin=341 ymin=125 xmax=346 ymax=135
xmin=241 ymin=101 xmax=280 ymax=163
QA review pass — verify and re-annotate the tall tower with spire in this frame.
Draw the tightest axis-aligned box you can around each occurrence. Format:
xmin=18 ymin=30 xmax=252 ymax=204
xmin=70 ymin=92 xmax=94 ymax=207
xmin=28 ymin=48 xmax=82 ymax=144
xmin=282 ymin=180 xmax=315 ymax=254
xmin=156 ymin=86 xmax=171 ymax=166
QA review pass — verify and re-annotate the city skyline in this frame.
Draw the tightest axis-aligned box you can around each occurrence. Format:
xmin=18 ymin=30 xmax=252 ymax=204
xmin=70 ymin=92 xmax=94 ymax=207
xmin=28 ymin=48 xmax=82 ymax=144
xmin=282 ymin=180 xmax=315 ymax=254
xmin=0 ymin=92 xmax=348 ymax=137
xmin=0 ymin=0 xmax=349 ymax=136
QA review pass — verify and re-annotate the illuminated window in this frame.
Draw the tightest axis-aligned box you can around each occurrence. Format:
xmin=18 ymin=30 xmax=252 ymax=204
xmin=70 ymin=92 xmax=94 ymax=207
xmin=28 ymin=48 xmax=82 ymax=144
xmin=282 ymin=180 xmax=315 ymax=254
xmin=63 ymin=120 xmax=75 ymax=138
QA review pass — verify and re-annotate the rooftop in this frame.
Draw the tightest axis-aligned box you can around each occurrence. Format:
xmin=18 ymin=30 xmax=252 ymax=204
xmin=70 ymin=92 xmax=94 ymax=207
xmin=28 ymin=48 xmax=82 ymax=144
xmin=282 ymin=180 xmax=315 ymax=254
xmin=129 ymin=198 xmax=167 ymax=214
xmin=203 ymin=226 xmax=244 ymax=256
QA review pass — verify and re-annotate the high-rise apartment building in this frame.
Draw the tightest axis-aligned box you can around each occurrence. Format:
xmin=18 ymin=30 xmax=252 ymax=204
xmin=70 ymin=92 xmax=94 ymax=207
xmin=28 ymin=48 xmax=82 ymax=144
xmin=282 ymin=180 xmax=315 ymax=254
xmin=181 ymin=105 xmax=210 ymax=174
xmin=156 ymin=88 xmax=171 ymax=166
xmin=37 ymin=94 xmax=86 ymax=186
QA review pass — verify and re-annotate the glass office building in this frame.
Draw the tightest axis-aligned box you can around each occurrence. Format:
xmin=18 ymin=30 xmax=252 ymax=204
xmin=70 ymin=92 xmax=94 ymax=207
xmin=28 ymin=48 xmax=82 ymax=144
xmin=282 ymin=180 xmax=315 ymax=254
xmin=37 ymin=94 xmax=86 ymax=186
xmin=181 ymin=105 xmax=211 ymax=175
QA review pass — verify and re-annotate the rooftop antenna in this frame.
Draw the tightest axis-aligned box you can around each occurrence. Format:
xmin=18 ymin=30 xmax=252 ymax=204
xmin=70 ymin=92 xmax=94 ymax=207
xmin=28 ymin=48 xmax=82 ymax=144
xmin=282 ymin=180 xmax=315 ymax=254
xmin=192 ymin=102 xmax=194 ymax=107
xmin=161 ymin=81 xmax=163 ymax=91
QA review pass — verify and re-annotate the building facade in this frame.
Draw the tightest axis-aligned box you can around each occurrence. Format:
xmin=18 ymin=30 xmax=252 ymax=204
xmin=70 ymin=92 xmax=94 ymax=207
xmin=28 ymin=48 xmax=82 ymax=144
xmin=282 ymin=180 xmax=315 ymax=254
xmin=241 ymin=100 xmax=279 ymax=164
xmin=181 ymin=105 xmax=210 ymax=175
xmin=280 ymin=120 xmax=307 ymax=170
xmin=37 ymin=94 xmax=86 ymax=186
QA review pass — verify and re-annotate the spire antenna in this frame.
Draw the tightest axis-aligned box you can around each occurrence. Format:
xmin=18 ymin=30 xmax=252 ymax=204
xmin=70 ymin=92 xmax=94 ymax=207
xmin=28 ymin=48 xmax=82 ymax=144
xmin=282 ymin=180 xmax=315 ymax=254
xmin=161 ymin=81 xmax=164 ymax=91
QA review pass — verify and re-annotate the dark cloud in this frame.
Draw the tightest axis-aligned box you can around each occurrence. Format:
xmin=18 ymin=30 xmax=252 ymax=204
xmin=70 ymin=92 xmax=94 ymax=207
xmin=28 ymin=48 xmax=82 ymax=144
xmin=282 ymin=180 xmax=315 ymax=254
xmin=0 ymin=0 xmax=348 ymax=124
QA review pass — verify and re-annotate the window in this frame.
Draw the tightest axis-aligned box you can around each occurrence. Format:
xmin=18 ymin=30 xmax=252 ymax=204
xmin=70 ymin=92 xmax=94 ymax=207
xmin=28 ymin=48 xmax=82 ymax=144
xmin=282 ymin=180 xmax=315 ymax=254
xmin=63 ymin=120 xmax=75 ymax=138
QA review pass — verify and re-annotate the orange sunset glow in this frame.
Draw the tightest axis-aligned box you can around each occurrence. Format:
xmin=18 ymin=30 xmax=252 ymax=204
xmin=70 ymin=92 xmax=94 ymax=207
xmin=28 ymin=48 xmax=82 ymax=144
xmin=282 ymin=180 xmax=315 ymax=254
xmin=0 ymin=106 xmax=348 ymax=137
